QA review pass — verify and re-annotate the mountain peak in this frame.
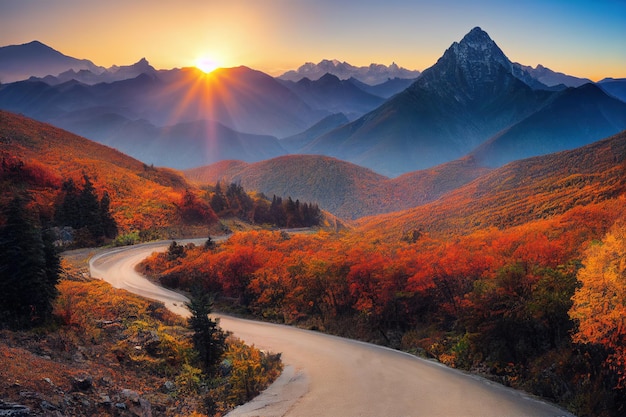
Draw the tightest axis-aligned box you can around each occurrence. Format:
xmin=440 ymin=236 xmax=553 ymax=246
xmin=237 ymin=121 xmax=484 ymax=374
xmin=452 ymin=27 xmax=506 ymax=63
xmin=461 ymin=26 xmax=492 ymax=45
xmin=25 ymin=40 xmax=49 ymax=48
xmin=133 ymin=57 xmax=153 ymax=70
xmin=416 ymin=27 xmax=513 ymax=93
xmin=318 ymin=72 xmax=341 ymax=83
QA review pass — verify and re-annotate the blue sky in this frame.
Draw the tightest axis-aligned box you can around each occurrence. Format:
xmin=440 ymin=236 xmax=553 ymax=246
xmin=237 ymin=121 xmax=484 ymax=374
xmin=1 ymin=0 xmax=624 ymax=79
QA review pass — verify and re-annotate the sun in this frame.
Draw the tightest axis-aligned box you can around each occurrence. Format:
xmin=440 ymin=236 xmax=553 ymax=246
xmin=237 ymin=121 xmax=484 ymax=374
xmin=194 ymin=56 xmax=220 ymax=73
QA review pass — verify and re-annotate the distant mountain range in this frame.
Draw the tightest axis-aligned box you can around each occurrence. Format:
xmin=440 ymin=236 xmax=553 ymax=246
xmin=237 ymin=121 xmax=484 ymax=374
xmin=278 ymin=73 xmax=385 ymax=119
xmin=511 ymin=63 xmax=591 ymax=88
xmin=278 ymin=59 xmax=421 ymax=85
xmin=291 ymin=27 xmax=626 ymax=176
xmin=0 ymin=66 xmax=324 ymax=164
xmin=0 ymin=30 xmax=624 ymax=176
xmin=0 ymin=41 xmax=103 ymax=83
xmin=36 ymin=58 xmax=159 ymax=85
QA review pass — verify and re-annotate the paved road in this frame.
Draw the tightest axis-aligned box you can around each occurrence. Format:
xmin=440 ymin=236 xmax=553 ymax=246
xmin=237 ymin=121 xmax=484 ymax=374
xmin=89 ymin=241 xmax=574 ymax=417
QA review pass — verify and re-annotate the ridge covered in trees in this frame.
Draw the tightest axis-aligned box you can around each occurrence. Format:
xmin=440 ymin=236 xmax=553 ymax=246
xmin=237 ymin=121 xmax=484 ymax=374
xmin=208 ymin=181 xmax=322 ymax=228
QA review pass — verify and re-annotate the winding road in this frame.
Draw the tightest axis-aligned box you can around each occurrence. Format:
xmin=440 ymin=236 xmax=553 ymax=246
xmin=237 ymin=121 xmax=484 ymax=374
xmin=89 ymin=240 xmax=574 ymax=417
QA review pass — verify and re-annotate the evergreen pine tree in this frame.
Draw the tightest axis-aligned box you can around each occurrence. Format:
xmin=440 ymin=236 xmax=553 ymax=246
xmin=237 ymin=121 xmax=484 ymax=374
xmin=270 ymin=196 xmax=285 ymax=227
xmin=185 ymin=289 xmax=228 ymax=375
xmin=99 ymin=191 xmax=118 ymax=239
xmin=79 ymin=174 xmax=102 ymax=239
xmin=0 ymin=196 xmax=59 ymax=328
xmin=55 ymin=178 xmax=81 ymax=229
xmin=210 ymin=181 xmax=228 ymax=214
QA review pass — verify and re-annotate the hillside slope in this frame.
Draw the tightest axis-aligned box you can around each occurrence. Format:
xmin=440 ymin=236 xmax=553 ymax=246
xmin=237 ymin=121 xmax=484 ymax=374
xmin=185 ymin=155 xmax=489 ymax=220
xmin=0 ymin=110 xmax=197 ymax=233
xmin=357 ymin=130 xmax=626 ymax=239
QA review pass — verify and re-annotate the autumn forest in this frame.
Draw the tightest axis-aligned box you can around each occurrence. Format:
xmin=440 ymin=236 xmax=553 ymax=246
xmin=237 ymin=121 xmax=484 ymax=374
xmin=1 ymin=103 xmax=626 ymax=416
xmin=0 ymin=38 xmax=625 ymax=416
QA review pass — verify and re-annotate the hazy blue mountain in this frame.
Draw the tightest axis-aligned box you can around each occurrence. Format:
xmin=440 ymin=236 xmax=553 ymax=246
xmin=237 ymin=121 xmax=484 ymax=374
xmin=0 ymin=66 xmax=325 ymax=142
xmin=280 ymin=113 xmax=349 ymax=152
xmin=278 ymin=59 xmax=421 ymax=85
xmin=302 ymin=27 xmax=553 ymax=176
xmin=470 ymin=83 xmax=626 ymax=167
xmin=36 ymin=58 xmax=159 ymax=85
xmin=598 ymin=78 xmax=626 ymax=103
xmin=512 ymin=63 xmax=591 ymax=88
xmin=348 ymin=77 xmax=417 ymax=99
xmin=279 ymin=73 xmax=385 ymax=119
xmin=57 ymin=112 xmax=287 ymax=169
xmin=0 ymin=40 xmax=104 ymax=83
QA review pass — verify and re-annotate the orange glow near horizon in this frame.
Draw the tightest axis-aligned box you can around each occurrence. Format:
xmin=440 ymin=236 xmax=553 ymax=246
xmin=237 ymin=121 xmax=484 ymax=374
xmin=1 ymin=1 xmax=624 ymax=81
xmin=194 ymin=56 xmax=221 ymax=74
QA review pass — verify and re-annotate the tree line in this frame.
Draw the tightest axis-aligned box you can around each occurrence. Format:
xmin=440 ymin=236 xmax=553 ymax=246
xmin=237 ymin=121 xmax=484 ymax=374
xmin=54 ymin=175 xmax=118 ymax=246
xmin=0 ymin=173 xmax=118 ymax=328
xmin=209 ymin=181 xmax=322 ymax=228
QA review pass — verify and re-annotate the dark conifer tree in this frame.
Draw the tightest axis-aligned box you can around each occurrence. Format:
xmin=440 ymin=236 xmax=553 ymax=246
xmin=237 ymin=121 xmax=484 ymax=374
xmin=99 ymin=191 xmax=118 ymax=239
xmin=55 ymin=178 xmax=81 ymax=229
xmin=252 ymin=199 xmax=271 ymax=224
xmin=210 ymin=181 xmax=228 ymax=214
xmin=186 ymin=289 xmax=228 ymax=375
xmin=79 ymin=174 xmax=102 ymax=238
xmin=270 ymin=196 xmax=285 ymax=227
xmin=0 ymin=196 xmax=59 ymax=328
xmin=284 ymin=197 xmax=298 ymax=227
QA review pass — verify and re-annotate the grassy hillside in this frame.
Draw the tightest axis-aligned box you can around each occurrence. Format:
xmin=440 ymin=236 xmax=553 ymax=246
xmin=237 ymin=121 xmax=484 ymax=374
xmin=357 ymin=130 xmax=626 ymax=239
xmin=0 ymin=110 xmax=207 ymax=236
xmin=185 ymin=154 xmax=489 ymax=220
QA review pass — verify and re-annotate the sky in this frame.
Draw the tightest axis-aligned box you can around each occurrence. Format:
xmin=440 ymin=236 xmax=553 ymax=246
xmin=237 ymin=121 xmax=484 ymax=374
xmin=1 ymin=0 xmax=624 ymax=81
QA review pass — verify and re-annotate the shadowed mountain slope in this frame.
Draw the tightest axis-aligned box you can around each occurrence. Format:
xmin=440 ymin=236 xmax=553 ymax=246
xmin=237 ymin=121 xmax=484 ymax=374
xmin=347 ymin=77 xmax=417 ymax=99
xmin=471 ymin=83 xmax=626 ymax=167
xmin=279 ymin=73 xmax=385 ymax=120
xmin=598 ymin=78 xmax=626 ymax=103
xmin=280 ymin=113 xmax=349 ymax=152
xmin=302 ymin=27 xmax=553 ymax=176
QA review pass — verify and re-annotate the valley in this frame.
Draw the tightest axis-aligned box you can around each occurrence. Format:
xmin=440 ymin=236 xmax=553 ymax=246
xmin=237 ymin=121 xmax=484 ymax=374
xmin=1 ymin=23 xmax=625 ymax=417
xmin=90 ymin=239 xmax=574 ymax=417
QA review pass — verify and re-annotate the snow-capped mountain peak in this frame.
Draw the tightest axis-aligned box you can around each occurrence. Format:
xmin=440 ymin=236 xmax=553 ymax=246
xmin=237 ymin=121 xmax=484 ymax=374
xmin=279 ymin=59 xmax=420 ymax=85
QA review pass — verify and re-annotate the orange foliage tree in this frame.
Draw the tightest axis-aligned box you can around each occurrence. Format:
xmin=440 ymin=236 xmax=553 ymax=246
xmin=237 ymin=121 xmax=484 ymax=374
xmin=570 ymin=217 xmax=626 ymax=388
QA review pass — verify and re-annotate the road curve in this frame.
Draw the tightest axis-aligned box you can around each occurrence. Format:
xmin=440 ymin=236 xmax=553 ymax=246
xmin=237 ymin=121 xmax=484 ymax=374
xmin=89 ymin=241 xmax=574 ymax=417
